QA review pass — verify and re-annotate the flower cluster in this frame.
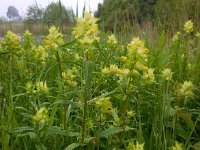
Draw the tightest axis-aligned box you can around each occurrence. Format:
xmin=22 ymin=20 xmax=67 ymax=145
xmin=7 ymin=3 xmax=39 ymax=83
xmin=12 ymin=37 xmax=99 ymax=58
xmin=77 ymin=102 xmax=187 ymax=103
xmin=172 ymin=142 xmax=184 ymax=150
xmin=62 ymin=69 xmax=77 ymax=87
xmin=126 ymin=37 xmax=154 ymax=84
xmin=172 ymin=32 xmax=181 ymax=42
xmin=23 ymin=30 xmax=34 ymax=46
xmin=162 ymin=68 xmax=173 ymax=81
xmin=102 ymin=37 xmax=154 ymax=84
xmin=102 ymin=65 xmax=130 ymax=77
xmin=1 ymin=31 xmax=21 ymax=52
xmin=33 ymin=107 xmax=49 ymax=125
xmin=142 ymin=68 xmax=155 ymax=84
xmin=24 ymin=82 xmax=36 ymax=94
xmin=36 ymin=81 xmax=49 ymax=93
xmin=95 ymin=97 xmax=112 ymax=114
xmin=44 ymin=26 xmax=64 ymax=50
xmin=178 ymin=81 xmax=194 ymax=98
xmin=107 ymin=34 xmax=117 ymax=45
xmin=73 ymin=12 xmax=99 ymax=45
xmin=184 ymin=20 xmax=194 ymax=34
xmin=127 ymin=141 xmax=144 ymax=150
xmin=35 ymin=45 xmax=48 ymax=61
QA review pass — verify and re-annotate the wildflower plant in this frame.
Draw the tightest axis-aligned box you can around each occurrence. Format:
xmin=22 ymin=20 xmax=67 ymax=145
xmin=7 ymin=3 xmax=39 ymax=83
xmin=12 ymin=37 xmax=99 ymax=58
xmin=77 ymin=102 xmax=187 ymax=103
xmin=184 ymin=20 xmax=194 ymax=34
xmin=73 ymin=12 xmax=99 ymax=46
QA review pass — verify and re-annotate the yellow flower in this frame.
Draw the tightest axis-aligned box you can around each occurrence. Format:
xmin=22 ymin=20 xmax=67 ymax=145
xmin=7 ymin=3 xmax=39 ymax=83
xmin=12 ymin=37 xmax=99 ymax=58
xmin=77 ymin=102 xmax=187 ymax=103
xmin=24 ymin=82 xmax=36 ymax=94
xmin=62 ymin=69 xmax=77 ymax=87
xmin=44 ymin=26 xmax=64 ymax=50
xmin=162 ymin=68 xmax=173 ymax=81
xmin=142 ymin=68 xmax=155 ymax=84
xmin=184 ymin=20 xmax=194 ymax=34
xmin=127 ymin=37 xmax=144 ymax=54
xmin=95 ymin=97 xmax=112 ymax=114
xmin=36 ymin=81 xmax=49 ymax=93
xmin=137 ymin=47 xmax=149 ymax=59
xmin=172 ymin=142 xmax=184 ymax=150
xmin=179 ymin=81 xmax=194 ymax=98
xmin=107 ymin=34 xmax=117 ymax=45
xmin=127 ymin=111 xmax=135 ymax=118
xmin=2 ymin=31 xmax=21 ymax=52
xmin=109 ymin=64 xmax=119 ymax=73
xmin=102 ymin=67 xmax=110 ymax=75
xmin=120 ymin=56 xmax=128 ymax=62
xmin=73 ymin=12 xmax=99 ymax=46
xmin=127 ymin=141 xmax=144 ymax=150
xmin=116 ymin=69 xmax=130 ymax=77
xmin=33 ymin=107 xmax=48 ymax=125
xmin=172 ymin=32 xmax=181 ymax=42
xmin=36 ymin=45 xmax=48 ymax=61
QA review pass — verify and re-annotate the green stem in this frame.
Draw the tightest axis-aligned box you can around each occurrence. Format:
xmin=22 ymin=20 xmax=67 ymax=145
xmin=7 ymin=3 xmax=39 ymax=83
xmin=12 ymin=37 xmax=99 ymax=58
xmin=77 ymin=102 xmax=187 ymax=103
xmin=185 ymin=113 xmax=200 ymax=147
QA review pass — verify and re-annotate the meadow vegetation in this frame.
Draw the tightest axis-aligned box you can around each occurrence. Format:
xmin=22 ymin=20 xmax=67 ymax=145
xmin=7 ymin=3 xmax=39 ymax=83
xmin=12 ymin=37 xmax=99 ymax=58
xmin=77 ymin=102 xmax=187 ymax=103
xmin=0 ymin=11 xmax=200 ymax=150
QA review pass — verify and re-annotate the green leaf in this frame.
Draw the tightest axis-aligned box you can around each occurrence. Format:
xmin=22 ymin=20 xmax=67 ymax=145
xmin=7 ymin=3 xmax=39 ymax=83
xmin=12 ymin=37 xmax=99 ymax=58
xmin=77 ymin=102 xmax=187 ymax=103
xmin=12 ymin=93 xmax=26 ymax=98
xmin=64 ymin=143 xmax=83 ymax=150
xmin=35 ymin=143 xmax=47 ymax=150
xmin=11 ymin=127 xmax=34 ymax=133
xmin=84 ymin=137 xmax=94 ymax=144
xmin=98 ymin=127 xmax=123 ymax=138
xmin=48 ymin=126 xmax=67 ymax=136
xmin=87 ymin=90 xmax=117 ymax=105
xmin=52 ymin=100 xmax=82 ymax=106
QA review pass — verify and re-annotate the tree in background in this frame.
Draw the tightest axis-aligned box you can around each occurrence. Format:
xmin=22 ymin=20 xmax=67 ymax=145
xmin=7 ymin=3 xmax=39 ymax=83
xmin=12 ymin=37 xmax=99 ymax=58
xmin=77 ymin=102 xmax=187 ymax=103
xmin=43 ymin=2 xmax=75 ymax=28
xmin=26 ymin=5 xmax=44 ymax=23
xmin=95 ymin=0 xmax=200 ymax=33
xmin=24 ymin=1 xmax=75 ymax=34
xmin=95 ymin=0 xmax=156 ymax=31
xmin=7 ymin=6 xmax=23 ymax=21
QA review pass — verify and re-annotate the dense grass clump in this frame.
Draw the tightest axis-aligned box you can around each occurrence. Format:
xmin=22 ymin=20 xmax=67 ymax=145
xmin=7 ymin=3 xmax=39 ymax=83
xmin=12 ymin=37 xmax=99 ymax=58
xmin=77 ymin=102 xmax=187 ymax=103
xmin=0 ymin=13 xmax=200 ymax=150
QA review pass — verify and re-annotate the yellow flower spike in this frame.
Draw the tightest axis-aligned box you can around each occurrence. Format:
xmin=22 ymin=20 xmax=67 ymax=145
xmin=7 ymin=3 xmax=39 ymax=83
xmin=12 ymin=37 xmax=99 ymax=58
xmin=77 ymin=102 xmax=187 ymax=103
xmin=116 ymin=69 xmax=130 ymax=77
xmin=2 ymin=31 xmax=21 ymax=52
xmin=172 ymin=32 xmax=181 ymax=42
xmin=184 ymin=20 xmax=194 ymax=34
xmin=44 ymin=26 xmax=64 ymax=50
xmin=24 ymin=82 xmax=36 ymax=94
xmin=116 ymin=69 xmax=124 ymax=75
xmin=95 ymin=97 xmax=112 ymax=114
xmin=127 ymin=141 xmax=144 ymax=150
xmin=120 ymin=56 xmax=128 ymax=62
xmin=36 ymin=81 xmax=49 ymax=93
xmin=109 ymin=64 xmax=119 ymax=73
xmin=142 ymin=68 xmax=155 ymax=84
xmin=33 ymin=107 xmax=48 ymax=125
xmin=127 ymin=37 xmax=144 ymax=54
xmin=102 ymin=67 xmax=110 ymax=75
xmin=127 ymin=111 xmax=135 ymax=118
xmin=107 ymin=34 xmax=117 ymax=45
xmin=172 ymin=142 xmax=184 ymax=150
xmin=142 ymin=66 xmax=149 ymax=72
xmin=73 ymin=12 xmax=99 ymax=46
xmin=36 ymin=45 xmax=48 ymax=61
xmin=179 ymin=81 xmax=194 ymax=98
xmin=62 ymin=69 xmax=77 ymax=87
xmin=162 ymin=68 xmax=173 ymax=81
